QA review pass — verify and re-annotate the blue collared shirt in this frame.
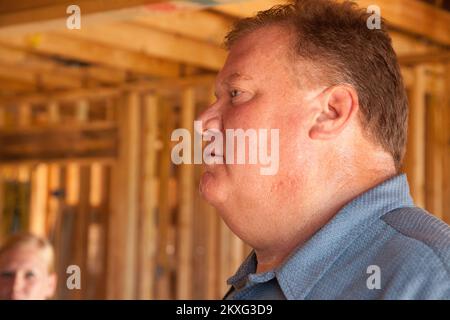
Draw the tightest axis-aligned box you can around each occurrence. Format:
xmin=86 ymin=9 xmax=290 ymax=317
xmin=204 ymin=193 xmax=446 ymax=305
xmin=225 ymin=174 xmax=450 ymax=299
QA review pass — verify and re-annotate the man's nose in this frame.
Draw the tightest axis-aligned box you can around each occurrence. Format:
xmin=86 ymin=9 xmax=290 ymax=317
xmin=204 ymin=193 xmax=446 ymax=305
xmin=196 ymin=103 xmax=222 ymax=135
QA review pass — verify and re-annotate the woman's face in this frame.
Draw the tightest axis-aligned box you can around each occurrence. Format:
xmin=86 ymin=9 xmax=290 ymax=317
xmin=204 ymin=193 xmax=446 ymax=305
xmin=0 ymin=246 xmax=56 ymax=300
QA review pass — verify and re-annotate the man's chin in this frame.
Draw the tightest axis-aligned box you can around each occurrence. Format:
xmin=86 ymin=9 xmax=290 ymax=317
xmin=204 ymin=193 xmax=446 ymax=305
xmin=199 ymin=171 xmax=228 ymax=207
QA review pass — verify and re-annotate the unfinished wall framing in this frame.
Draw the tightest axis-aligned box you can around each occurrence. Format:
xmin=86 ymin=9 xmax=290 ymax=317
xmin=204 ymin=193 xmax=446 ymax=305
xmin=0 ymin=0 xmax=449 ymax=300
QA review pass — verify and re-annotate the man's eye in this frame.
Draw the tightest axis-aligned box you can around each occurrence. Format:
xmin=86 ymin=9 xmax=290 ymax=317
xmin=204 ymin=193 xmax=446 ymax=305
xmin=25 ymin=271 xmax=35 ymax=279
xmin=230 ymin=89 xmax=242 ymax=98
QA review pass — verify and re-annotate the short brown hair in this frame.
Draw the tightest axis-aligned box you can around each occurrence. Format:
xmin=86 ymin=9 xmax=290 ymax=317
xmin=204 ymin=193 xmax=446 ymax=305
xmin=225 ymin=0 xmax=408 ymax=170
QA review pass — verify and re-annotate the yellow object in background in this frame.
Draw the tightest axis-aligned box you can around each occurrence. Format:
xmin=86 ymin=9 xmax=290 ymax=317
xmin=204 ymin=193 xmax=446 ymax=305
xmin=27 ymin=33 xmax=43 ymax=48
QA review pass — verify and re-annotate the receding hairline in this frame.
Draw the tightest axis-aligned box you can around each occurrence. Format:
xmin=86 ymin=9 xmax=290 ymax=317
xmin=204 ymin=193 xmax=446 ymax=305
xmin=225 ymin=22 xmax=338 ymax=91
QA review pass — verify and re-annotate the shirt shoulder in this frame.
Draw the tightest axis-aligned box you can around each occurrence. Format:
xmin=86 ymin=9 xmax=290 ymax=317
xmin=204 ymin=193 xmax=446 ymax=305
xmin=372 ymin=206 xmax=450 ymax=299
xmin=381 ymin=206 xmax=450 ymax=272
xmin=307 ymin=206 xmax=450 ymax=299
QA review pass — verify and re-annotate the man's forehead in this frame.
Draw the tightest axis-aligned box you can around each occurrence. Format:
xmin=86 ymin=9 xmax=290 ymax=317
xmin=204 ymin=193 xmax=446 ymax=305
xmin=216 ymin=27 xmax=294 ymax=84
xmin=232 ymin=23 xmax=291 ymax=49
xmin=215 ymin=72 xmax=253 ymax=86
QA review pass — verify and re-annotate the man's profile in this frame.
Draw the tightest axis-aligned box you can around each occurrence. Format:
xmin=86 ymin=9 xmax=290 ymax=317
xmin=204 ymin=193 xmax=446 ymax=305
xmin=197 ymin=0 xmax=450 ymax=299
xmin=0 ymin=233 xmax=57 ymax=300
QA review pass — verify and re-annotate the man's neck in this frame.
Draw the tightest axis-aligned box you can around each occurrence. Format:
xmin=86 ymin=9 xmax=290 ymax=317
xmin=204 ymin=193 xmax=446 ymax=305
xmin=254 ymin=166 xmax=397 ymax=274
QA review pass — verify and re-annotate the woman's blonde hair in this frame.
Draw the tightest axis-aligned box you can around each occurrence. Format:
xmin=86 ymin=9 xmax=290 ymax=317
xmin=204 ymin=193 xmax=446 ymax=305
xmin=0 ymin=233 xmax=55 ymax=273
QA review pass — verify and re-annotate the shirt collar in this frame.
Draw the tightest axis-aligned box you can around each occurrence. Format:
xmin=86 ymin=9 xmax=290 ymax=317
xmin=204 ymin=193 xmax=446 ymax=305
xmin=227 ymin=174 xmax=414 ymax=299
xmin=227 ymin=251 xmax=258 ymax=288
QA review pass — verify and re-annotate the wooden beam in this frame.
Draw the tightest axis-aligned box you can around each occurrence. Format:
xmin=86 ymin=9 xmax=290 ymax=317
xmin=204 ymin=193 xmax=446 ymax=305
xmin=404 ymin=65 xmax=426 ymax=208
xmin=17 ymin=166 xmax=31 ymax=184
xmin=0 ymin=105 xmax=5 ymax=127
xmin=57 ymin=22 xmax=227 ymax=70
xmin=0 ymin=45 xmax=35 ymax=64
xmin=29 ymin=163 xmax=48 ymax=237
xmin=48 ymin=101 xmax=60 ymax=123
xmin=401 ymin=65 xmax=446 ymax=96
xmin=0 ymin=0 xmax=163 ymax=33
xmin=46 ymin=163 xmax=61 ymax=236
xmin=205 ymin=202 xmax=219 ymax=299
xmin=0 ymin=85 xmax=121 ymax=106
xmin=0 ymin=64 xmax=35 ymax=86
xmin=0 ymin=157 xmax=115 ymax=169
xmin=0 ymin=167 xmax=4 ymax=243
xmin=0 ymin=77 xmax=35 ymax=94
xmin=176 ymin=88 xmax=195 ymax=299
xmin=85 ymin=66 xmax=127 ymax=85
xmin=398 ymin=50 xmax=450 ymax=65
xmin=18 ymin=102 xmax=32 ymax=127
xmin=0 ymin=62 xmax=84 ymax=93
xmin=425 ymin=87 xmax=444 ymax=219
xmin=132 ymin=9 xmax=232 ymax=46
xmin=107 ymin=92 xmax=141 ymax=299
xmin=356 ymin=0 xmax=450 ymax=47
xmin=204 ymin=87 xmax=220 ymax=299
xmin=0 ymin=46 xmax=127 ymax=85
xmin=16 ymin=111 xmax=32 ymax=198
xmin=391 ymin=31 xmax=443 ymax=58
xmin=443 ymin=63 xmax=450 ymax=224
xmin=0 ymin=123 xmax=117 ymax=163
xmin=0 ymin=33 xmax=180 ymax=77
xmin=401 ymin=67 xmax=413 ymax=88
xmin=0 ymin=74 xmax=215 ymax=105
xmin=156 ymin=100 xmax=174 ymax=299
xmin=76 ymin=99 xmax=89 ymax=122
xmin=40 ymin=72 xmax=82 ymax=89
xmin=137 ymin=94 xmax=159 ymax=299
xmin=0 ymin=1 xmax=248 ymax=37
xmin=66 ymin=99 xmax=89 ymax=213
xmin=97 ymin=165 xmax=111 ymax=298
xmin=89 ymin=162 xmax=103 ymax=208
xmin=105 ymin=99 xmax=116 ymax=122
xmin=73 ymin=164 xmax=90 ymax=299
xmin=424 ymin=64 xmax=446 ymax=93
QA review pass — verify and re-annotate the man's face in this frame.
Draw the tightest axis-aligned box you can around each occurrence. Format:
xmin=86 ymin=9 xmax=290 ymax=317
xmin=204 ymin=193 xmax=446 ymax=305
xmin=0 ymin=246 xmax=56 ymax=300
xmin=198 ymin=25 xmax=319 ymax=246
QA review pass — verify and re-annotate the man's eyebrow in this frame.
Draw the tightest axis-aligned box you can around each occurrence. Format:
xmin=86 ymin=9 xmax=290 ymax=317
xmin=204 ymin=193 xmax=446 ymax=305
xmin=224 ymin=73 xmax=253 ymax=84
xmin=214 ymin=73 xmax=253 ymax=97
xmin=229 ymin=72 xmax=252 ymax=80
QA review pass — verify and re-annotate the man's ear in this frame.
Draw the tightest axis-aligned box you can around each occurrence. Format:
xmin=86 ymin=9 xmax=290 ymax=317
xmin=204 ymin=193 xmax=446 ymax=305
xmin=309 ymin=85 xmax=359 ymax=140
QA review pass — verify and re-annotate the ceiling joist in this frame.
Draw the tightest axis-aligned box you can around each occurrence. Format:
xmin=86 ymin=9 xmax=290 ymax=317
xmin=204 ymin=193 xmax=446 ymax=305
xmin=55 ymin=22 xmax=227 ymax=70
xmin=0 ymin=0 xmax=448 ymax=96
xmin=0 ymin=0 xmax=163 ymax=34
xmin=0 ymin=32 xmax=181 ymax=77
